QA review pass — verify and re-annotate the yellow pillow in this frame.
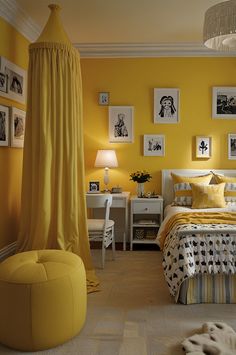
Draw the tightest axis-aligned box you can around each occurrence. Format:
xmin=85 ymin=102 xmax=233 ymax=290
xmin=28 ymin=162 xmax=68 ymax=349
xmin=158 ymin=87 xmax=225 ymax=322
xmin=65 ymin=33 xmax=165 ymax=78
xmin=213 ymin=174 xmax=236 ymax=205
xmin=191 ymin=183 xmax=226 ymax=209
xmin=171 ymin=173 xmax=213 ymax=206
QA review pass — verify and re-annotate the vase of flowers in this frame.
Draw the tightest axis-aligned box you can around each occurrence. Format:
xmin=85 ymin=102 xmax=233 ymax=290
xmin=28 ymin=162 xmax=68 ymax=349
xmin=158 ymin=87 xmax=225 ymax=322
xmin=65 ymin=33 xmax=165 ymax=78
xmin=130 ymin=170 xmax=152 ymax=198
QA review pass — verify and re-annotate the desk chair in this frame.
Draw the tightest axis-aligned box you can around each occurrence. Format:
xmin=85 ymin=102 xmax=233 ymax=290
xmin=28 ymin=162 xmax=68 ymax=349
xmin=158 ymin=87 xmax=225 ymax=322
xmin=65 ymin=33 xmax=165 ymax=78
xmin=86 ymin=194 xmax=115 ymax=268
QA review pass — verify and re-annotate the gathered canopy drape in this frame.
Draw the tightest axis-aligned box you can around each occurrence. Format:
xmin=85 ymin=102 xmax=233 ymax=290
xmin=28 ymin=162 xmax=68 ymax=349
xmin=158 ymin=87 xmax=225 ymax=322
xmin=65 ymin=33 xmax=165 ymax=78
xmin=17 ymin=5 xmax=99 ymax=292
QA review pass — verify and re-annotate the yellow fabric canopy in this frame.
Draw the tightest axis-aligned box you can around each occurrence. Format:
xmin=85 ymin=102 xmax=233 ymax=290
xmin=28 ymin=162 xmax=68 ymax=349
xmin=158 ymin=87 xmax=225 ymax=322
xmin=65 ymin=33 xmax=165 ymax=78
xmin=17 ymin=4 xmax=99 ymax=292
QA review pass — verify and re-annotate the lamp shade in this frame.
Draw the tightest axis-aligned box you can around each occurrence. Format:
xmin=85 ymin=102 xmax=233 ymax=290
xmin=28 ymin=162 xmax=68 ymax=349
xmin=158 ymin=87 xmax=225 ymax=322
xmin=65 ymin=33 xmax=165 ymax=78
xmin=203 ymin=0 xmax=236 ymax=51
xmin=94 ymin=150 xmax=118 ymax=168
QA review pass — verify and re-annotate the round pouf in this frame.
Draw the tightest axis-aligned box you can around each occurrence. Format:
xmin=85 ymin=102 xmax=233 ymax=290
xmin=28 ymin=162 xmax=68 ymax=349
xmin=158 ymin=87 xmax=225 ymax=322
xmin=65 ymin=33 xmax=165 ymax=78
xmin=0 ymin=249 xmax=87 ymax=351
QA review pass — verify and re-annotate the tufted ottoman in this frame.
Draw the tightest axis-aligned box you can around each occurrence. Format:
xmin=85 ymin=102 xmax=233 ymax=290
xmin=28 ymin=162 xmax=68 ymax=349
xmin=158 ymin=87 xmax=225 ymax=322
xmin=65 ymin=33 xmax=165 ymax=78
xmin=0 ymin=249 xmax=87 ymax=351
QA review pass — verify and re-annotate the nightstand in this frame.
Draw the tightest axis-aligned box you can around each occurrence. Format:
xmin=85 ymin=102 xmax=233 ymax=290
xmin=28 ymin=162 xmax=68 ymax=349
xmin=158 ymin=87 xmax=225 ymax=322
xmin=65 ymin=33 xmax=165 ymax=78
xmin=130 ymin=196 xmax=163 ymax=250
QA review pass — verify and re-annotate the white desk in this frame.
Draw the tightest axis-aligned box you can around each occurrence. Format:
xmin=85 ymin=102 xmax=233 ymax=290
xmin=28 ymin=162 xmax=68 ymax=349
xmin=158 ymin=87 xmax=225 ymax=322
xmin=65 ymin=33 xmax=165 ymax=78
xmin=86 ymin=192 xmax=130 ymax=250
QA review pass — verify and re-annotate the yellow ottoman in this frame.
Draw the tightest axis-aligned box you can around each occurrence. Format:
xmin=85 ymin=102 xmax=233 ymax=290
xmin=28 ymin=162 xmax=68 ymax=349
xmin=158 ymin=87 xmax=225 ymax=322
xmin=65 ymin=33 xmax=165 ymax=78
xmin=0 ymin=249 xmax=87 ymax=351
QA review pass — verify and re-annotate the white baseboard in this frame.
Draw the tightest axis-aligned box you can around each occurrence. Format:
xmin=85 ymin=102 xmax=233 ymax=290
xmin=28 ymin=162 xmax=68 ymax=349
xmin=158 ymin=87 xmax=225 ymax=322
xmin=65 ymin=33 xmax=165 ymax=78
xmin=0 ymin=241 xmax=17 ymax=262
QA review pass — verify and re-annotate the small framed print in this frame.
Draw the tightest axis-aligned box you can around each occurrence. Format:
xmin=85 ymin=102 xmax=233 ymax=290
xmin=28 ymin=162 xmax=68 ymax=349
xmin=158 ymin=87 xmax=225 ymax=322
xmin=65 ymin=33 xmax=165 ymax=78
xmin=0 ymin=56 xmax=27 ymax=104
xmin=109 ymin=106 xmax=134 ymax=143
xmin=154 ymin=88 xmax=180 ymax=124
xmin=228 ymin=134 xmax=236 ymax=160
xmin=98 ymin=92 xmax=109 ymax=105
xmin=88 ymin=181 xmax=100 ymax=193
xmin=143 ymin=134 xmax=165 ymax=156
xmin=196 ymin=136 xmax=212 ymax=158
xmin=0 ymin=104 xmax=10 ymax=147
xmin=11 ymin=107 xmax=26 ymax=148
xmin=212 ymin=87 xmax=236 ymax=119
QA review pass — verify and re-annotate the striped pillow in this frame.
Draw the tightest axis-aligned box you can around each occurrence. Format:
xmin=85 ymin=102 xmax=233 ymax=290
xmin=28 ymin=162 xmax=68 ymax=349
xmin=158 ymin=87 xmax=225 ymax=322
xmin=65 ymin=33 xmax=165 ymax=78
xmin=171 ymin=172 xmax=213 ymax=206
xmin=214 ymin=174 xmax=236 ymax=205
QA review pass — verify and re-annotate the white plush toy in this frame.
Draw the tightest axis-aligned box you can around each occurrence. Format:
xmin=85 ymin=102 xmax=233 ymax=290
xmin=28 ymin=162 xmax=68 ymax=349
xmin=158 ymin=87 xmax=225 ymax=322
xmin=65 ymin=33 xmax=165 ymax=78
xmin=182 ymin=322 xmax=236 ymax=355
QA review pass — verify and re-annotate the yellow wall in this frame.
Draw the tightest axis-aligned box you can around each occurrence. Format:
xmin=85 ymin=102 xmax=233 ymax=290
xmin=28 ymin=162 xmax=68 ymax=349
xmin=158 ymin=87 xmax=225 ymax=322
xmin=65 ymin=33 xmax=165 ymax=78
xmin=0 ymin=17 xmax=29 ymax=248
xmin=81 ymin=57 xmax=236 ymax=195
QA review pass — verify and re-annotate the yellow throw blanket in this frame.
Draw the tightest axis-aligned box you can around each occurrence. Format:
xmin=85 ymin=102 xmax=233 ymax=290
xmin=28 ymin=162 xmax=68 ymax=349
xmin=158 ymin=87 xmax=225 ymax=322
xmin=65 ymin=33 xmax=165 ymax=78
xmin=159 ymin=212 xmax=236 ymax=250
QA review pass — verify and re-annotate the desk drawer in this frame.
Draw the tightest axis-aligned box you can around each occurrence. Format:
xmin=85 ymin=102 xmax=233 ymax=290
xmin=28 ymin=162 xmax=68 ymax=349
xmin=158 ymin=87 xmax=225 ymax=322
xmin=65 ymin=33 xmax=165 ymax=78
xmin=112 ymin=198 xmax=126 ymax=208
xmin=133 ymin=202 xmax=161 ymax=214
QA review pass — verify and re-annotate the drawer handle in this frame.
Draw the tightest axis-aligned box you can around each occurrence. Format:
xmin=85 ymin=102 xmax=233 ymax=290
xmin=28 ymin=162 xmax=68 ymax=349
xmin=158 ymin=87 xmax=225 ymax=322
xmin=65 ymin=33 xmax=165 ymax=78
xmin=145 ymin=208 xmax=148 ymax=211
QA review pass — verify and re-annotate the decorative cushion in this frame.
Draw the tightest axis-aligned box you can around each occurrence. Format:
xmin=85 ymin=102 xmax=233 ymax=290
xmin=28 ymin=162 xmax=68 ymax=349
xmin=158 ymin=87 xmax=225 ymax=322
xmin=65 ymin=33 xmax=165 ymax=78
xmin=191 ymin=182 xmax=226 ymax=209
xmin=0 ymin=250 xmax=87 ymax=351
xmin=171 ymin=172 xmax=213 ymax=206
xmin=214 ymin=174 xmax=236 ymax=205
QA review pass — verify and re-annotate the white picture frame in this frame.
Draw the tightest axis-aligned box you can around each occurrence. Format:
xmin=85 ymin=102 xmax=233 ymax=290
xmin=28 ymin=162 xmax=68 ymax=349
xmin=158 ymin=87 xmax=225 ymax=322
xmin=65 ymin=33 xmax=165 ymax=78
xmin=0 ymin=104 xmax=10 ymax=147
xmin=196 ymin=136 xmax=212 ymax=158
xmin=154 ymin=88 xmax=180 ymax=124
xmin=88 ymin=181 xmax=100 ymax=193
xmin=109 ymin=106 xmax=134 ymax=143
xmin=98 ymin=92 xmax=109 ymax=105
xmin=212 ymin=87 xmax=236 ymax=119
xmin=143 ymin=134 xmax=165 ymax=156
xmin=11 ymin=107 xmax=26 ymax=148
xmin=0 ymin=56 xmax=27 ymax=104
xmin=228 ymin=134 xmax=236 ymax=160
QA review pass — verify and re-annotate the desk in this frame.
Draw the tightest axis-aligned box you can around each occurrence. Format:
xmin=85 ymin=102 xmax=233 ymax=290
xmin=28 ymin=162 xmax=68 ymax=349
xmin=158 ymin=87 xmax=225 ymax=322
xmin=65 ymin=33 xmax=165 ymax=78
xmin=86 ymin=192 xmax=130 ymax=250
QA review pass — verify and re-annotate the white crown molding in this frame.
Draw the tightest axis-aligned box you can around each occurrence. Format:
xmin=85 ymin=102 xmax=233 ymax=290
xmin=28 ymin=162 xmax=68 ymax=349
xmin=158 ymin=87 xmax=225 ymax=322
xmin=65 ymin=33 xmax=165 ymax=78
xmin=1 ymin=0 xmax=236 ymax=57
xmin=75 ymin=42 xmax=236 ymax=58
xmin=0 ymin=0 xmax=40 ymax=42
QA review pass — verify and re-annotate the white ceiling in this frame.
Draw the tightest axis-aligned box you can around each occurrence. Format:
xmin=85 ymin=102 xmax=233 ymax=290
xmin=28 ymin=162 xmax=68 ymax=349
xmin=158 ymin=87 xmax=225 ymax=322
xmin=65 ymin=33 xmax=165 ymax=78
xmin=15 ymin=0 xmax=223 ymax=44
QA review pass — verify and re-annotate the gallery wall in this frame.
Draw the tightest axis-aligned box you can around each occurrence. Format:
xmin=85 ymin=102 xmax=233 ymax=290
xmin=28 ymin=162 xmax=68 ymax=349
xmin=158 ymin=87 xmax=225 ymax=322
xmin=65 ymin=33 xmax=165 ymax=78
xmin=81 ymin=57 xmax=236 ymax=195
xmin=0 ymin=17 xmax=29 ymax=248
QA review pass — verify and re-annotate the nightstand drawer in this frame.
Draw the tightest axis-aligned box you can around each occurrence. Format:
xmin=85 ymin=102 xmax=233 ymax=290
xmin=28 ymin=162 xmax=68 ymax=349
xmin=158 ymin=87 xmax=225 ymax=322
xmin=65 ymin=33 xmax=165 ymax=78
xmin=133 ymin=202 xmax=162 ymax=214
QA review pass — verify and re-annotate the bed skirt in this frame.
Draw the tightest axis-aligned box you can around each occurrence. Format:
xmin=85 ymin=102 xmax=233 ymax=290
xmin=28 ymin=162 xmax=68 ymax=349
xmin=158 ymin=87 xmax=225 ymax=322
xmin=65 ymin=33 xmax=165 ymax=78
xmin=178 ymin=274 xmax=236 ymax=304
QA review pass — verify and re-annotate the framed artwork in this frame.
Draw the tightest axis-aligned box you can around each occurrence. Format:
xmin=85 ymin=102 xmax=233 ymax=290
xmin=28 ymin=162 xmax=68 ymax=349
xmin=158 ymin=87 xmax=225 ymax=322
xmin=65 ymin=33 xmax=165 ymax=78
xmin=154 ymin=88 xmax=180 ymax=124
xmin=143 ymin=134 xmax=165 ymax=156
xmin=0 ymin=104 xmax=9 ymax=147
xmin=196 ymin=136 xmax=212 ymax=158
xmin=212 ymin=87 xmax=236 ymax=119
xmin=11 ymin=107 xmax=26 ymax=148
xmin=0 ymin=56 xmax=27 ymax=104
xmin=98 ymin=92 xmax=109 ymax=105
xmin=228 ymin=134 xmax=236 ymax=160
xmin=109 ymin=106 xmax=134 ymax=143
xmin=88 ymin=181 xmax=100 ymax=193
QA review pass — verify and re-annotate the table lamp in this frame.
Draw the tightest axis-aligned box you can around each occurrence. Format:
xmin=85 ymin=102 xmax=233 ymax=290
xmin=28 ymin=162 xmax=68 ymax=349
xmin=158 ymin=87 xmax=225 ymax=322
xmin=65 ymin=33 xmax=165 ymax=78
xmin=94 ymin=150 xmax=118 ymax=192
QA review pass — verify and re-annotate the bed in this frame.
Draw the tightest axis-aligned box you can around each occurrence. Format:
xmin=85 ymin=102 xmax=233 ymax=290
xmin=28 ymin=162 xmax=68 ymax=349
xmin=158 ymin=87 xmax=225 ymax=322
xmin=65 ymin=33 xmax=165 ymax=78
xmin=157 ymin=169 xmax=236 ymax=304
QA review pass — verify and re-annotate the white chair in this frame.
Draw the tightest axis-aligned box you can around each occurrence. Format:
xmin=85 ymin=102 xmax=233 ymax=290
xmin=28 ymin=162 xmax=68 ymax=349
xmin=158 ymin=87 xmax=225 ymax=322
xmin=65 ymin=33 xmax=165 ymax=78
xmin=86 ymin=194 xmax=115 ymax=268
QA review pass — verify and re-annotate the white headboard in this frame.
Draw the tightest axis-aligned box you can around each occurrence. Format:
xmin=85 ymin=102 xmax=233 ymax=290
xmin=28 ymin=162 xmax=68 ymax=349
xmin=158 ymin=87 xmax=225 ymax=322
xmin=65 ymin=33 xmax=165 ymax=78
xmin=162 ymin=169 xmax=236 ymax=207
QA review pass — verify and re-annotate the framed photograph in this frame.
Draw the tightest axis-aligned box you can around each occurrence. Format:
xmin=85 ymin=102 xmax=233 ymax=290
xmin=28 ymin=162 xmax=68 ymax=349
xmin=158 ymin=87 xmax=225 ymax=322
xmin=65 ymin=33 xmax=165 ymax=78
xmin=212 ymin=87 xmax=236 ymax=119
xmin=196 ymin=136 xmax=212 ymax=158
xmin=88 ymin=181 xmax=100 ymax=193
xmin=143 ymin=134 xmax=165 ymax=156
xmin=11 ymin=107 xmax=26 ymax=148
xmin=154 ymin=88 xmax=180 ymax=124
xmin=0 ymin=56 xmax=27 ymax=104
xmin=109 ymin=106 xmax=134 ymax=143
xmin=98 ymin=92 xmax=109 ymax=105
xmin=228 ymin=134 xmax=236 ymax=160
xmin=0 ymin=104 xmax=10 ymax=147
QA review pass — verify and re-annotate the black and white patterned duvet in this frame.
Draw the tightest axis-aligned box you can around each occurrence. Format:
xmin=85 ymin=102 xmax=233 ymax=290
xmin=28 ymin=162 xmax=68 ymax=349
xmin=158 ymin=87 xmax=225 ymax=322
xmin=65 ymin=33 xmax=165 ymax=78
xmin=157 ymin=207 xmax=236 ymax=298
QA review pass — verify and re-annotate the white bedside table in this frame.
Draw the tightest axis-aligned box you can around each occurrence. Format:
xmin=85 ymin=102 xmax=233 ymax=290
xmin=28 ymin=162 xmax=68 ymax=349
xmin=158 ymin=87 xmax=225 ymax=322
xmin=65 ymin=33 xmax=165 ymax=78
xmin=130 ymin=196 xmax=163 ymax=250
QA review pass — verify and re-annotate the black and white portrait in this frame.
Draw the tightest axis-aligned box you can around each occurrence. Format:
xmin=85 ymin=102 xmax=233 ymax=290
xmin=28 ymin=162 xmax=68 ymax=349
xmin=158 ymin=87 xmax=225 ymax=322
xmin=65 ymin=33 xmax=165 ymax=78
xmin=154 ymin=88 xmax=179 ymax=123
xmin=0 ymin=72 xmax=7 ymax=93
xmin=213 ymin=87 xmax=236 ymax=119
xmin=109 ymin=106 xmax=134 ymax=143
xmin=228 ymin=134 xmax=236 ymax=160
xmin=11 ymin=107 xmax=26 ymax=148
xmin=143 ymin=135 xmax=165 ymax=156
xmin=0 ymin=56 xmax=27 ymax=104
xmin=196 ymin=136 xmax=211 ymax=158
xmin=0 ymin=105 xmax=9 ymax=146
xmin=89 ymin=181 xmax=100 ymax=193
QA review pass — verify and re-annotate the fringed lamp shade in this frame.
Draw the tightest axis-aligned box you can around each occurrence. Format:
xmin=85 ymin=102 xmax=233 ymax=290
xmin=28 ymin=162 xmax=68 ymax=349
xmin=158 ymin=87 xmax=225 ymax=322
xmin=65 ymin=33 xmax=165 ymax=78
xmin=203 ymin=0 xmax=236 ymax=51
